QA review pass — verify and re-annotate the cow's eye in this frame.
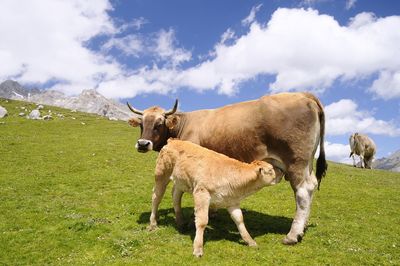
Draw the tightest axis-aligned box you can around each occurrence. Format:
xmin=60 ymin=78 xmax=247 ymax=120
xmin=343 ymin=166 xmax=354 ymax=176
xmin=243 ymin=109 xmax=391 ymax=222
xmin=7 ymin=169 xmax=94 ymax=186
xmin=154 ymin=123 xmax=162 ymax=131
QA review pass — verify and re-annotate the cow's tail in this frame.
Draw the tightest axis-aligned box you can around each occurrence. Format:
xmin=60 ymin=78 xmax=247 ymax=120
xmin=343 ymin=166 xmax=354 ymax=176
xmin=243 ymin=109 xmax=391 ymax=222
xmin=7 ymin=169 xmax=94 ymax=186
xmin=314 ymin=97 xmax=328 ymax=190
xmin=304 ymin=93 xmax=327 ymax=190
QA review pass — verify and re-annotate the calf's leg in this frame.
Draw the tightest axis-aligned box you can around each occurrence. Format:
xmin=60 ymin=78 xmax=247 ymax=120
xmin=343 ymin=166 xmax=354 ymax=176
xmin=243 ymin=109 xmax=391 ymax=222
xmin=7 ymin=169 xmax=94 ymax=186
xmin=148 ymin=175 xmax=170 ymax=231
xmin=227 ymin=206 xmax=257 ymax=247
xmin=192 ymin=188 xmax=210 ymax=257
xmin=172 ymin=184 xmax=185 ymax=228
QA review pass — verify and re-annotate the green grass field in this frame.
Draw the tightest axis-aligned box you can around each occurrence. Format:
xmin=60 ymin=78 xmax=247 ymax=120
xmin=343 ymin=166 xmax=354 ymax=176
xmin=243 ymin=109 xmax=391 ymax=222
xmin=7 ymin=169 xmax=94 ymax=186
xmin=1 ymin=98 xmax=399 ymax=265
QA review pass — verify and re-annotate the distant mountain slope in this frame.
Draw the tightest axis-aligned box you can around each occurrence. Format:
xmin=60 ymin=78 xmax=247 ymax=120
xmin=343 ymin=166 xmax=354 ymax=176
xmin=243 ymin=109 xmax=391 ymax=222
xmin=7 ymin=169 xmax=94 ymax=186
xmin=0 ymin=80 xmax=131 ymax=120
xmin=0 ymin=80 xmax=39 ymax=99
xmin=373 ymin=150 xmax=400 ymax=172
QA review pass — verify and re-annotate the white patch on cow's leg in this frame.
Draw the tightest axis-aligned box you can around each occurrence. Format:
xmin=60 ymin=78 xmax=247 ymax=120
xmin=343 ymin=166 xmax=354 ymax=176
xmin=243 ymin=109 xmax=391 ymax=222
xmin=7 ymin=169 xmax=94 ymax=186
xmin=192 ymin=188 xmax=210 ymax=258
xmin=148 ymin=177 xmax=170 ymax=231
xmin=352 ymin=154 xmax=357 ymax=167
xmin=360 ymin=155 xmax=365 ymax=168
xmin=172 ymin=184 xmax=184 ymax=228
xmin=227 ymin=206 xmax=257 ymax=247
xmin=283 ymin=172 xmax=317 ymax=245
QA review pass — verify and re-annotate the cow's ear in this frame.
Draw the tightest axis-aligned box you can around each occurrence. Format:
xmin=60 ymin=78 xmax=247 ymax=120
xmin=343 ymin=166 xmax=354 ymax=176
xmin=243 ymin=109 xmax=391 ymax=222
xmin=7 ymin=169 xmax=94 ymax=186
xmin=128 ymin=117 xmax=141 ymax=127
xmin=165 ymin=115 xmax=179 ymax=129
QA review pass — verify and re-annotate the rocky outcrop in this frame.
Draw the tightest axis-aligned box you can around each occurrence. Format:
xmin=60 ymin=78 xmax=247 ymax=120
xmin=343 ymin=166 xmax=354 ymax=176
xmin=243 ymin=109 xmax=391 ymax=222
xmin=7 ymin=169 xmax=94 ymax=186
xmin=0 ymin=106 xmax=7 ymax=118
xmin=373 ymin=150 xmax=400 ymax=172
xmin=28 ymin=109 xmax=41 ymax=120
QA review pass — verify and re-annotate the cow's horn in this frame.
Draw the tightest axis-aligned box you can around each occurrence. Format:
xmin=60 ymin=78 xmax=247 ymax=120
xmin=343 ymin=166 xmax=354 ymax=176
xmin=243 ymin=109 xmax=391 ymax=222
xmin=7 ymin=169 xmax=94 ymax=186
xmin=127 ymin=102 xmax=144 ymax=115
xmin=164 ymin=99 xmax=178 ymax=116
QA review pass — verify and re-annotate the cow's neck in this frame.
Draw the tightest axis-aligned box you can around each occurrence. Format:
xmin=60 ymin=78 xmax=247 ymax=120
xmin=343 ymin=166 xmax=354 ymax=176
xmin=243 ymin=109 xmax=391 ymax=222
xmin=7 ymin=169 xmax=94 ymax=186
xmin=169 ymin=112 xmax=187 ymax=139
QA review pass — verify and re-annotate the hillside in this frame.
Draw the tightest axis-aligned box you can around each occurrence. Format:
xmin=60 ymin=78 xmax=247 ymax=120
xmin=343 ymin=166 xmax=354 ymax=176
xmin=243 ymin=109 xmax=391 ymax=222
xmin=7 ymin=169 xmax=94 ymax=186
xmin=0 ymin=80 xmax=131 ymax=120
xmin=0 ymin=98 xmax=399 ymax=265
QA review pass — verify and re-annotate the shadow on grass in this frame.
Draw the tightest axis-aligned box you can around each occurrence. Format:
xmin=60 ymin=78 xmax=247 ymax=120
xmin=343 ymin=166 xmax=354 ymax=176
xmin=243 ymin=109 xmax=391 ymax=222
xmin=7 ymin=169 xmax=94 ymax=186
xmin=138 ymin=208 xmax=292 ymax=244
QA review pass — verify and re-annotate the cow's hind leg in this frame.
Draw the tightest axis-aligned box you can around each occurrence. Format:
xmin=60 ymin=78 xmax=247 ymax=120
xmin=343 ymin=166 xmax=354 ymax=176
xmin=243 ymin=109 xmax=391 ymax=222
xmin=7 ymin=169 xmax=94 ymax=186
xmin=283 ymin=168 xmax=318 ymax=245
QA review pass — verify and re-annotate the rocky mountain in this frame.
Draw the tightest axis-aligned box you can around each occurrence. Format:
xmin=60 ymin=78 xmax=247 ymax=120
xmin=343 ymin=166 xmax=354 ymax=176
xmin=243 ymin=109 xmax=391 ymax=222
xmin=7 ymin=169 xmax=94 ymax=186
xmin=0 ymin=80 xmax=40 ymax=99
xmin=373 ymin=150 xmax=400 ymax=172
xmin=0 ymin=80 xmax=132 ymax=120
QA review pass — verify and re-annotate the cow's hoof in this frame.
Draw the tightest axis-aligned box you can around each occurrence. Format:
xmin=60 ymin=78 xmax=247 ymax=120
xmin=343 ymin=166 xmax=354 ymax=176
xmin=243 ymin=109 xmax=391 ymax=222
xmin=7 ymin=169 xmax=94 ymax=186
xmin=176 ymin=219 xmax=185 ymax=230
xmin=147 ymin=224 xmax=157 ymax=231
xmin=282 ymin=235 xmax=298 ymax=245
xmin=193 ymin=248 xmax=203 ymax=258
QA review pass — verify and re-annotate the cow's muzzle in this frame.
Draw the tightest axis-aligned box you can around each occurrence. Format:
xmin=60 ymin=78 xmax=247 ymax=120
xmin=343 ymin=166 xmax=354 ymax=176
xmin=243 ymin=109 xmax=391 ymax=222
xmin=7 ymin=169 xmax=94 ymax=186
xmin=136 ymin=139 xmax=153 ymax=153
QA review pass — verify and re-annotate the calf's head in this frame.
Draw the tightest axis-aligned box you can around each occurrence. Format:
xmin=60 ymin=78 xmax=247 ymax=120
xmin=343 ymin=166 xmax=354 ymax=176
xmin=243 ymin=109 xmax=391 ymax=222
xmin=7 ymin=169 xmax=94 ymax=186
xmin=251 ymin=160 xmax=281 ymax=184
xmin=127 ymin=99 xmax=179 ymax=153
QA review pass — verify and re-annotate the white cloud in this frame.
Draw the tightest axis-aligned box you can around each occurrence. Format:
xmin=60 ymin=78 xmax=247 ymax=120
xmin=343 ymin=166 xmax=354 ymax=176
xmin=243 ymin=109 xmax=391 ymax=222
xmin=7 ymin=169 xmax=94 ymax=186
xmin=0 ymin=0 xmax=121 ymax=94
xmin=220 ymin=28 xmax=236 ymax=44
xmin=102 ymin=35 xmax=143 ymax=56
xmin=118 ymin=17 xmax=147 ymax=31
xmin=173 ymin=8 xmax=400 ymax=98
xmin=369 ymin=70 xmax=400 ymax=100
xmin=242 ymin=4 xmax=263 ymax=26
xmin=325 ymin=99 xmax=400 ymax=136
xmin=96 ymin=8 xmax=400 ymax=98
xmin=300 ymin=0 xmax=326 ymax=7
xmin=324 ymin=141 xmax=352 ymax=164
xmin=345 ymin=0 xmax=357 ymax=10
xmin=154 ymin=29 xmax=192 ymax=67
xmin=1 ymin=3 xmax=400 ymax=101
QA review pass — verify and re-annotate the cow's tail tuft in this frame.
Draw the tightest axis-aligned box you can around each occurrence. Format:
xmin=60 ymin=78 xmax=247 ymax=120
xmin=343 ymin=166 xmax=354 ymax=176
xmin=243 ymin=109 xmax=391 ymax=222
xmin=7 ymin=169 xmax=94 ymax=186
xmin=315 ymin=100 xmax=327 ymax=190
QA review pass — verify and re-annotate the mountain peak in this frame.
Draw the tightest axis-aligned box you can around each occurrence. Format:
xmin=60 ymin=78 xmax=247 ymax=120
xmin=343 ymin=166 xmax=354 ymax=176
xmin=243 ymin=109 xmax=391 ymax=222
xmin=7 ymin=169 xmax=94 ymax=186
xmin=373 ymin=149 xmax=400 ymax=172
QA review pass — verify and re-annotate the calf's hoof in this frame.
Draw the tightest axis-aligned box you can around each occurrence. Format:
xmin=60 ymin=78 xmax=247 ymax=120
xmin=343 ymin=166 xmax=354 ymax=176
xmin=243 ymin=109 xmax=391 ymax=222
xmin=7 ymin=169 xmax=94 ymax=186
xmin=248 ymin=241 xmax=258 ymax=247
xmin=193 ymin=248 xmax=203 ymax=258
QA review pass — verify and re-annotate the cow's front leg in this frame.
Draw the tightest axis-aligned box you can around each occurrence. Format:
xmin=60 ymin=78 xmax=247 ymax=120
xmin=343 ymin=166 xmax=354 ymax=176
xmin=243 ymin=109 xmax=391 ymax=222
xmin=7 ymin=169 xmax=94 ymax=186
xmin=148 ymin=176 xmax=170 ymax=231
xmin=172 ymin=184 xmax=184 ymax=229
xmin=192 ymin=188 xmax=210 ymax=258
xmin=351 ymin=154 xmax=357 ymax=167
xmin=227 ymin=205 xmax=257 ymax=247
xmin=283 ymin=171 xmax=317 ymax=245
xmin=359 ymin=155 xmax=365 ymax=168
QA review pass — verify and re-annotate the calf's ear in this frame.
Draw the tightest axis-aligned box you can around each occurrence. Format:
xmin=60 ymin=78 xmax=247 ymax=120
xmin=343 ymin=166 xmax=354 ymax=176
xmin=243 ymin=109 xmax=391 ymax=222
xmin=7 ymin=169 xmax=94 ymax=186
xmin=165 ymin=115 xmax=179 ymax=129
xmin=128 ymin=117 xmax=141 ymax=127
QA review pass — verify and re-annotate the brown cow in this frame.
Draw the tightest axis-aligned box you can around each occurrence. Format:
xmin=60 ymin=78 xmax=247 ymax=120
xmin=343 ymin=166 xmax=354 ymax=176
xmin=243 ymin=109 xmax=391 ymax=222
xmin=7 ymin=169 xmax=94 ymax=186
xmin=128 ymin=92 xmax=327 ymax=244
xmin=349 ymin=133 xmax=376 ymax=169
xmin=150 ymin=139 xmax=283 ymax=257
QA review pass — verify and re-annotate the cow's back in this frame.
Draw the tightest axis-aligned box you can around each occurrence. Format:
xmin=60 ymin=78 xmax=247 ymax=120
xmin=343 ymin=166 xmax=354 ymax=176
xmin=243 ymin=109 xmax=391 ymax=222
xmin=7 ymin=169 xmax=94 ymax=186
xmin=181 ymin=92 xmax=322 ymax=173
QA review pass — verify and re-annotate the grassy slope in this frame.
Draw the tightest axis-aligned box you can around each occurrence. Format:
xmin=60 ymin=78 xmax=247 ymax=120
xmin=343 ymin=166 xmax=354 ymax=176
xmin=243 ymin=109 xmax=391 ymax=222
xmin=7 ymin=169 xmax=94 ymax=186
xmin=0 ymin=98 xmax=399 ymax=265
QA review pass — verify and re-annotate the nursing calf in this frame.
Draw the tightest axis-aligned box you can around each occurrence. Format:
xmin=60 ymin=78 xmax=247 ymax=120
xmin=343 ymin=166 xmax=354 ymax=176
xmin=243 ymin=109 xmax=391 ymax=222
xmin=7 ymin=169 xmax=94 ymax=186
xmin=148 ymin=139 xmax=283 ymax=257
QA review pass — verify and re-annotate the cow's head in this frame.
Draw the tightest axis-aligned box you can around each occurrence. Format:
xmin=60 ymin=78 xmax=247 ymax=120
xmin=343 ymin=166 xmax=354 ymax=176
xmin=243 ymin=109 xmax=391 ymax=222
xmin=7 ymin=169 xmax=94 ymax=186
xmin=127 ymin=99 xmax=179 ymax=153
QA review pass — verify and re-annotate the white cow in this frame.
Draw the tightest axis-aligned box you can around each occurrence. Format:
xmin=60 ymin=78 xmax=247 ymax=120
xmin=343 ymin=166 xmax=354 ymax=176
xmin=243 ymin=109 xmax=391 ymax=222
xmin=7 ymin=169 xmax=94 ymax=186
xmin=349 ymin=133 xmax=376 ymax=169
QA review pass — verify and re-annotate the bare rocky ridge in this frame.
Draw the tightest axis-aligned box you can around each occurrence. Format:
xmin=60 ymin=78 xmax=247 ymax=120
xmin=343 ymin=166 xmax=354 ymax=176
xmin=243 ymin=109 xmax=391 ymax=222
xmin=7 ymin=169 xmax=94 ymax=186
xmin=0 ymin=80 xmax=131 ymax=121
xmin=373 ymin=150 xmax=400 ymax=172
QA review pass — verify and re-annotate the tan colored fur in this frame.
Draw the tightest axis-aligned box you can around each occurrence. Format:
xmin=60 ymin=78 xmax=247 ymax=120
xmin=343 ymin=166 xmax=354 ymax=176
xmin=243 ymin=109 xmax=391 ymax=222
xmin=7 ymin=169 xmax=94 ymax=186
xmin=349 ymin=133 xmax=376 ymax=169
xmin=148 ymin=139 xmax=282 ymax=257
xmin=129 ymin=92 xmax=326 ymax=244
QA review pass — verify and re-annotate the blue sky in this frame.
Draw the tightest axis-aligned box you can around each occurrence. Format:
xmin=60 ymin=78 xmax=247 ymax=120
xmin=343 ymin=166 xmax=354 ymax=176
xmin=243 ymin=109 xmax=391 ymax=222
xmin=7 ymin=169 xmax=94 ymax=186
xmin=0 ymin=0 xmax=399 ymax=163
